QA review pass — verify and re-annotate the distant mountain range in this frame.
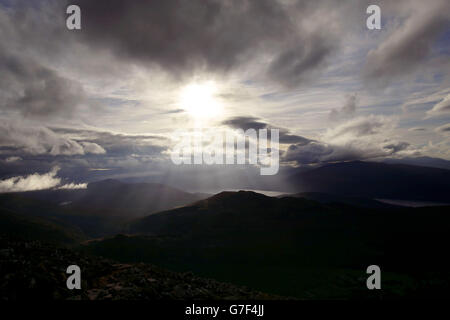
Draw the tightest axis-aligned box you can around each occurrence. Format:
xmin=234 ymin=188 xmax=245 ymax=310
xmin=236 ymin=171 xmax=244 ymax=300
xmin=382 ymin=156 xmax=450 ymax=170
xmin=289 ymin=161 xmax=450 ymax=203
xmin=0 ymin=180 xmax=208 ymax=237
xmin=17 ymin=179 xmax=209 ymax=218
xmin=280 ymin=192 xmax=399 ymax=209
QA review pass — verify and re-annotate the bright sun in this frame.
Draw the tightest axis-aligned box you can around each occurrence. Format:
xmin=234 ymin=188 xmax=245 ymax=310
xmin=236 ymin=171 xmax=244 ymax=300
xmin=178 ymin=81 xmax=223 ymax=121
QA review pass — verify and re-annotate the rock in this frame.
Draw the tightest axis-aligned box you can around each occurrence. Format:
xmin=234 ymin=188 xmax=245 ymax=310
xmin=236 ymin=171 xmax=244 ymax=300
xmin=0 ymin=237 xmax=287 ymax=301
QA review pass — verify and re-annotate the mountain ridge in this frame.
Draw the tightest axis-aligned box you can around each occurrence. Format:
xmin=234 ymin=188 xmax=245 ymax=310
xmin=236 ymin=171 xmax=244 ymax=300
xmin=289 ymin=160 xmax=450 ymax=202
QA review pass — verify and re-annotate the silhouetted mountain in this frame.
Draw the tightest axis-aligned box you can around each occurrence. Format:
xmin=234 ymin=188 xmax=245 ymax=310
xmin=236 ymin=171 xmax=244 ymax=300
xmin=289 ymin=161 xmax=450 ymax=202
xmin=281 ymin=192 xmax=399 ymax=209
xmin=382 ymin=156 xmax=450 ymax=170
xmin=0 ymin=180 xmax=210 ymax=238
xmin=0 ymin=207 xmax=85 ymax=245
xmin=0 ymin=193 xmax=124 ymax=238
xmin=19 ymin=179 xmax=209 ymax=218
xmin=79 ymin=191 xmax=450 ymax=299
xmin=2 ymin=186 xmax=450 ymax=299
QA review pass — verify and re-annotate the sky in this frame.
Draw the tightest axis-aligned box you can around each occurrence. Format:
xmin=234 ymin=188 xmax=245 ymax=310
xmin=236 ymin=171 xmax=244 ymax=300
xmin=0 ymin=0 xmax=449 ymax=192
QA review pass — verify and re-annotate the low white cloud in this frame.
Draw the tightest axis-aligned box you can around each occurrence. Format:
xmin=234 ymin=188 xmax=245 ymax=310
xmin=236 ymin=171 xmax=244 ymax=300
xmin=0 ymin=166 xmax=89 ymax=193
xmin=57 ymin=182 xmax=88 ymax=190
xmin=0 ymin=166 xmax=61 ymax=193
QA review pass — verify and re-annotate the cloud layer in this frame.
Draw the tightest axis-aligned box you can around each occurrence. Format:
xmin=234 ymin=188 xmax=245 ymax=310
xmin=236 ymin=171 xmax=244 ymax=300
xmin=0 ymin=120 xmax=106 ymax=156
xmin=70 ymin=0 xmax=350 ymax=87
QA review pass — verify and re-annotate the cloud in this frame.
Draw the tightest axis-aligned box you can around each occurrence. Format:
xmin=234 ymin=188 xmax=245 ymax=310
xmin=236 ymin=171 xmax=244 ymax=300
xmin=222 ymin=116 xmax=312 ymax=145
xmin=57 ymin=182 xmax=87 ymax=190
xmin=325 ymin=115 xmax=392 ymax=141
xmin=426 ymin=94 xmax=450 ymax=118
xmin=363 ymin=0 xmax=450 ymax=85
xmin=0 ymin=166 xmax=61 ymax=193
xmin=435 ymin=123 xmax=450 ymax=134
xmin=402 ymin=88 xmax=450 ymax=113
xmin=0 ymin=120 xmax=106 ymax=156
xmin=0 ymin=1 xmax=91 ymax=120
xmin=4 ymin=156 xmax=22 ymax=163
xmin=79 ymin=141 xmax=107 ymax=155
xmin=222 ymin=117 xmax=269 ymax=131
xmin=0 ymin=44 xmax=85 ymax=118
xmin=382 ymin=141 xmax=410 ymax=153
xmin=283 ymin=139 xmax=412 ymax=166
xmin=70 ymin=0 xmax=345 ymax=87
xmin=162 ymin=109 xmax=185 ymax=114
xmin=0 ymin=165 xmax=90 ymax=193
xmin=266 ymin=33 xmax=336 ymax=87
xmin=0 ymin=126 xmax=171 ymax=185
xmin=52 ymin=127 xmax=167 ymax=157
xmin=0 ymin=0 xmax=448 ymax=180
xmin=222 ymin=114 xmax=413 ymax=166
xmin=283 ymin=115 xmax=413 ymax=165
xmin=329 ymin=94 xmax=357 ymax=121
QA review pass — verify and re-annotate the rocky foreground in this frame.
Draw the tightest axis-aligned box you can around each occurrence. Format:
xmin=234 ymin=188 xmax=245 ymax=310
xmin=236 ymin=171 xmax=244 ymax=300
xmin=0 ymin=237 xmax=284 ymax=300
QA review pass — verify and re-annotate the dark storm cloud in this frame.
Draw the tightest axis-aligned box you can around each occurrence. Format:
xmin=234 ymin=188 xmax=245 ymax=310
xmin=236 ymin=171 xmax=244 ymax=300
xmin=222 ymin=117 xmax=268 ymax=131
xmin=0 ymin=1 xmax=88 ymax=118
xmin=71 ymin=0 xmax=340 ymax=87
xmin=222 ymin=116 xmax=313 ymax=145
